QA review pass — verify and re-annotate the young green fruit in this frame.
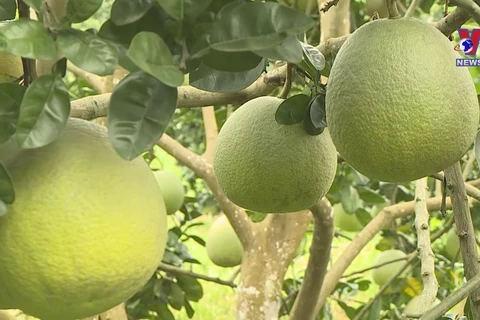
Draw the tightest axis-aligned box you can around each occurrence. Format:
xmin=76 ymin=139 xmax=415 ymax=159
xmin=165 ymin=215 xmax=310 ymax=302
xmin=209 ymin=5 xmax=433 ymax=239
xmin=206 ymin=215 xmax=243 ymax=267
xmin=0 ymin=118 xmax=168 ymax=320
xmin=333 ymin=203 xmax=363 ymax=232
xmin=154 ymin=170 xmax=185 ymax=214
xmin=326 ymin=18 xmax=479 ymax=182
xmin=214 ymin=96 xmax=338 ymax=213
xmin=371 ymin=249 xmax=407 ymax=286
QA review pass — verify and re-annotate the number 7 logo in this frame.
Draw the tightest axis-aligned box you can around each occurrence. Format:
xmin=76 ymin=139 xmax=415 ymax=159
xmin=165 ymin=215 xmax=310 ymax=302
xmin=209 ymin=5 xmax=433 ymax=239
xmin=454 ymin=29 xmax=480 ymax=56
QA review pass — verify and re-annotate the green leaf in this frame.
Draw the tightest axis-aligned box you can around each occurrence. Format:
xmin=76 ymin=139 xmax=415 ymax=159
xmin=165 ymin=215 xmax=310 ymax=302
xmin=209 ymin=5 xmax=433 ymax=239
xmin=21 ymin=0 xmax=41 ymax=12
xmin=190 ymin=58 xmax=266 ymax=93
xmin=127 ymin=32 xmax=183 ymax=87
xmin=0 ymin=0 xmax=16 ymax=21
xmin=419 ymin=0 xmax=436 ymax=13
xmin=108 ymin=71 xmax=178 ymax=160
xmin=184 ymin=298 xmax=195 ymax=318
xmin=209 ymin=2 xmax=314 ymax=52
xmin=303 ymin=100 xmax=325 ymax=136
xmin=340 ymin=186 xmax=361 ymax=214
xmin=176 ymin=275 xmax=203 ymax=302
xmin=365 ymin=298 xmax=382 ymax=320
xmin=301 ymin=42 xmax=325 ymax=71
xmin=275 ymin=94 xmax=310 ymax=125
xmin=357 ymin=187 xmax=387 ymax=203
xmin=0 ymin=19 xmax=57 ymax=60
xmin=0 ymin=83 xmax=26 ymax=144
xmin=168 ymin=282 xmax=185 ymax=310
xmin=156 ymin=0 xmax=212 ymax=20
xmin=201 ymin=50 xmax=263 ymax=72
xmin=253 ymin=35 xmax=303 ymax=63
xmin=188 ymin=235 xmax=206 ymax=246
xmin=16 ymin=74 xmax=70 ymax=149
xmin=64 ymin=0 xmax=103 ymax=23
xmin=57 ymin=28 xmax=118 ymax=76
xmin=152 ymin=302 xmax=175 ymax=320
xmin=355 ymin=208 xmax=372 ymax=227
xmin=309 ymin=93 xmax=327 ymax=129
xmin=0 ymin=162 xmax=14 ymax=204
xmin=110 ymin=0 xmax=154 ymax=26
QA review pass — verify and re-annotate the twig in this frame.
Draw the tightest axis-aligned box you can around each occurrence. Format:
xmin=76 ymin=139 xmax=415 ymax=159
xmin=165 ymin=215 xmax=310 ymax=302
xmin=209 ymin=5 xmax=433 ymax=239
xmin=341 ymin=256 xmax=410 ymax=278
xmin=201 ymin=106 xmax=218 ymax=163
xmin=450 ymin=0 xmax=480 ymax=24
xmin=404 ymin=0 xmax=423 ymax=17
xmin=320 ymin=0 xmax=340 ymax=12
xmin=386 ymin=0 xmax=402 ymax=18
xmin=435 ymin=7 xmax=472 ymax=36
xmin=67 ymin=62 xmax=105 ymax=93
xmin=353 ymin=252 xmax=418 ymax=320
xmin=277 ymin=63 xmax=293 ymax=99
xmin=431 ymin=173 xmax=480 ymax=204
xmin=290 ymin=199 xmax=334 ymax=320
xmin=420 ymin=273 xmax=480 ymax=320
xmin=17 ymin=0 xmax=37 ymax=85
xmin=444 ymin=162 xmax=480 ymax=316
xmin=158 ymin=263 xmax=236 ymax=288
xmin=413 ymin=178 xmax=439 ymax=315
xmin=315 ymin=195 xmax=453 ymax=313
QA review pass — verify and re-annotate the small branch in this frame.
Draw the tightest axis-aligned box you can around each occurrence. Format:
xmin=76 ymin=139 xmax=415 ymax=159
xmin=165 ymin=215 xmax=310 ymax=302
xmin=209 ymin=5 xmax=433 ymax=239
xmin=158 ymin=263 xmax=236 ymax=288
xmin=320 ymin=0 xmax=340 ymax=13
xmin=17 ymin=0 xmax=37 ymax=85
xmin=404 ymin=0 xmax=423 ymax=17
xmin=420 ymin=272 xmax=480 ymax=320
xmin=444 ymin=162 xmax=480 ymax=316
xmin=353 ymin=252 xmax=418 ymax=320
xmin=157 ymin=134 xmax=254 ymax=248
xmin=435 ymin=7 xmax=471 ymax=36
xmin=342 ymin=256 xmax=410 ymax=278
xmin=201 ymin=106 xmax=218 ymax=163
xmin=450 ymin=0 xmax=480 ymax=24
xmin=67 ymin=62 xmax=105 ymax=93
xmin=290 ymin=199 xmax=334 ymax=320
xmin=315 ymin=195 xmax=452 ymax=314
xmin=277 ymin=63 xmax=293 ymax=99
xmin=413 ymin=178 xmax=439 ymax=315
xmin=432 ymin=172 xmax=480 ymax=203
xmin=70 ymin=94 xmax=110 ymax=120
xmin=386 ymin=0 xmax=402 ymax=18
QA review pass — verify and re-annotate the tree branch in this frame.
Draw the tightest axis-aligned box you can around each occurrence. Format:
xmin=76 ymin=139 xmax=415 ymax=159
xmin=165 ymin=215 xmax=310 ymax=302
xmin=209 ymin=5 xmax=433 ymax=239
xmin=158 ymin=263 xmax=236 ymax=288
xmin=157 ymin=134 xmax=254 ymax=248
xmin=412 ymin=178 xmax=439 ymax=315
xmin=315 ymin=195 xmax=452 ymax=313
xmin=201 ymin=106 xmax=218 ymax=163
xmin=277 ymin=63 xmax=293 ymax=99
xmin=67 ymin=62 xmax=105 ymax=93
xmin=450 ymin=0 xmax=480 ymax=24
xmin=404 ymin=0 xmax=423 ymax=17
xmin=444 ymin=162 xmax=480 ymax=316
xmin=386 ymin=0 xmax=401 ymax=18
xmin=432 ymin=172 xmax=480 ymax=203
xmin=354 ymin=253 xmax=418 ymax=320
xmin=435 ymin=7 xmax=472 ymax=36
xmin=290 ymin=198 xmax=333 ymax=320
xmin=421 ymin=272 xmax=480 ymax=320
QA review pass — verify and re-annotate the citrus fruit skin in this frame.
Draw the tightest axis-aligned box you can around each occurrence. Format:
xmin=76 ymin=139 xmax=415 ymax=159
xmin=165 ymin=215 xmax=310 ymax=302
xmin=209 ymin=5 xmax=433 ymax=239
xmin=213 ymin=96 xmax=338 ymax=214
xmin=371 ymin=249 xmax=407 ymax=286
xmin=326 ymin=18 xmax=479 ymax=182
xmin=0 ymin=118 xmax=168 ymax=320
xmin=206 ymin=215 xmax=243 ymax=267
xmin=333 ymin=203 xmax=363 ymax=232
xmin=154 ymin=170 xmax=185 ymax=214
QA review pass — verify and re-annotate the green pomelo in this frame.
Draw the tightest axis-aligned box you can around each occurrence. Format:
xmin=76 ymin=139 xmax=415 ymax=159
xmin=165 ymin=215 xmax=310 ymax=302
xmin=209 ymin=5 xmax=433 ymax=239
xmin=371 ymin=249 xmax=407 ymax=286
xmin=326 ymin=18 xmax=479 ymax=182
xmin=333 ymin=203 xmax=363 ymax=232
xmin=206 ymin=215 xmax=243 ymax=267
xmin=154 ymin=170 xmax=185 ymax=214
xmin=213 ymin=96 xmax=338 ymax=213
xmin=403 ymin=296 xmax=440 ymax=315
xmin=0 ymin=118 xmax=168 ymax=320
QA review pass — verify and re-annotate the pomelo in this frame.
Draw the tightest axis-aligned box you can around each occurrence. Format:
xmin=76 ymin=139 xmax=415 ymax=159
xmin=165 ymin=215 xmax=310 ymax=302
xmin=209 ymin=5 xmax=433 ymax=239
xmin=206 ymin=215 xmax=243 ymax=267
xmin=154 ymin=170 xmax=185 ymax=214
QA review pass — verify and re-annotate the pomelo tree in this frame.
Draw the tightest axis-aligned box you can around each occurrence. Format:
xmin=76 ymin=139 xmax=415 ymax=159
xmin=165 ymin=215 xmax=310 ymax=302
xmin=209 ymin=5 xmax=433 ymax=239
xmin=0 ymin=0 xmax=480 ymax=320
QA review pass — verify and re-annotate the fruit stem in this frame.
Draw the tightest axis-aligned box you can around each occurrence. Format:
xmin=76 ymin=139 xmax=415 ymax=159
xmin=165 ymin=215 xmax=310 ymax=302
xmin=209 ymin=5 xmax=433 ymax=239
xmin=386 ymin=0 xmax=402 ymax=18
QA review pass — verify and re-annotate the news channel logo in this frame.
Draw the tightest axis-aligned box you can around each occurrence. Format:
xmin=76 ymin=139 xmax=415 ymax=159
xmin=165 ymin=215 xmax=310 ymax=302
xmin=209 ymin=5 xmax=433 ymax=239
xmin=454 ymin=28 xmax=479 ymax=67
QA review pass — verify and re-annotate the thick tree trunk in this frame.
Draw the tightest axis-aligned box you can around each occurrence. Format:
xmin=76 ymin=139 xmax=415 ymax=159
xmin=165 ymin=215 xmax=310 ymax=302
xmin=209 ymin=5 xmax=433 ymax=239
xmin=236 ymin=211 xmax=311 ymax=319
